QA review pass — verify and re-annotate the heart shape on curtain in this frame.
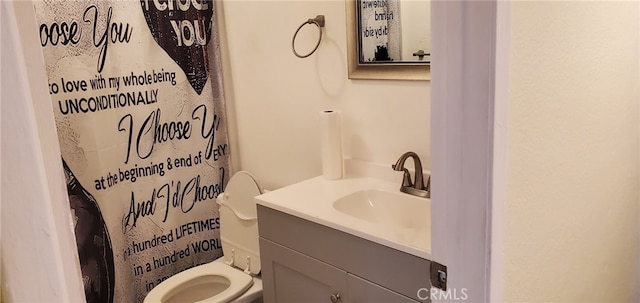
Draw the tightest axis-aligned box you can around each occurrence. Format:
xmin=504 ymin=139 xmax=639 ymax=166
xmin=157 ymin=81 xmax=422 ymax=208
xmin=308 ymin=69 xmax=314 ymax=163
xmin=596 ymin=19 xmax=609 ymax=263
xmin=140 ymin=0 xmax=214 ymax=94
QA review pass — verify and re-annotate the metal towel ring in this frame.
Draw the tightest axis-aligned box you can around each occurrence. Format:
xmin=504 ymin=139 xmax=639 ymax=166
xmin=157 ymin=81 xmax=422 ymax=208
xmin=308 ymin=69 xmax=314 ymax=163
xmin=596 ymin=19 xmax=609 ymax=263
xmin=292 ymin=15 xmax=325 ymax=58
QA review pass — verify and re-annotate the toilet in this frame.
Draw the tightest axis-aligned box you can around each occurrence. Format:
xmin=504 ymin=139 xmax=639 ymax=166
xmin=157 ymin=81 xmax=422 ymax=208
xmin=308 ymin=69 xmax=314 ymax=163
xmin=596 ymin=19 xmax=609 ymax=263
xmin=144 ymin=171 xmax=264 ymax=303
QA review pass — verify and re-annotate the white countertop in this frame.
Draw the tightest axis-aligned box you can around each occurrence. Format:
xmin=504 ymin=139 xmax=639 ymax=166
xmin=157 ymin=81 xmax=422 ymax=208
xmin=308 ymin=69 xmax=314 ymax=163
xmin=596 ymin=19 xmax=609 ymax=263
xmin=255 ymin=161 xmax=431 ymax=259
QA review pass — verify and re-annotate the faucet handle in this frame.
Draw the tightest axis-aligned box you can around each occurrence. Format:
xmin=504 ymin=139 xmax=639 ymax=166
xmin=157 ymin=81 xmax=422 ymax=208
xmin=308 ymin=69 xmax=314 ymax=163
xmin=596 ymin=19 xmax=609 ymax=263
xmin=401 ymin=168 xmax=413 ymax=188
xmin=392 ymin=164 xmax=414 ymax=187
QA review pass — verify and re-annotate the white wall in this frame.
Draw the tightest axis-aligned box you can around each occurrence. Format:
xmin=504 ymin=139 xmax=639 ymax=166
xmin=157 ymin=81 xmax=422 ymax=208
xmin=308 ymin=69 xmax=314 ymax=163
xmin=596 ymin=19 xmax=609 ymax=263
xmin=430 ymin=1 xmax=499 ymax=301
xmin=217 ymin=0 xmax=430 ymax=190
xmin=505 ymin=2 xmax=639 ymax=301
xmin=637 ymin=4 xmax=640 ymax=302
xmin=637 ymin=4 xmax=640 ymax=301
xmin=1 ymin=1 xmax=85 ymax=302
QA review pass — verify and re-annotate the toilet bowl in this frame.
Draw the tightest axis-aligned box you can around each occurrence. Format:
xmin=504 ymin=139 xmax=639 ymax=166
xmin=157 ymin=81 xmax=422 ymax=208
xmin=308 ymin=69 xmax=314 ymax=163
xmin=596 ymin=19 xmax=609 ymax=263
xmin=144 ymin=171 xmax=264 ymax=303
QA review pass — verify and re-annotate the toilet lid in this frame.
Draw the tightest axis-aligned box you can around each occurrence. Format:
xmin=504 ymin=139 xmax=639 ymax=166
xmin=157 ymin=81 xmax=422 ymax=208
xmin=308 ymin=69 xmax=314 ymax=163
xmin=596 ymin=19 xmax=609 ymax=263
xmin=217 ymin=171 xmax=263 ymax=275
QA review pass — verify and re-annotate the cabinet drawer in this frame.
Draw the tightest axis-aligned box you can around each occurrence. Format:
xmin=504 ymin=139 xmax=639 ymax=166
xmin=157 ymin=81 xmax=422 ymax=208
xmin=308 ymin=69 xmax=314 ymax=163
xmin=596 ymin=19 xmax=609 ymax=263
xmin=348 ymin=273 xmax=419 ymax=303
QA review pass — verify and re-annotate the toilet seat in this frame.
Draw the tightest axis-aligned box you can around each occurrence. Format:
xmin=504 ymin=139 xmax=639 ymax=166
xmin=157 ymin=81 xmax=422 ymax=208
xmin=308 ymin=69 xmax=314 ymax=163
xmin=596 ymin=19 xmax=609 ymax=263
xmin=144 ymin=260 xmax=253 ymax=303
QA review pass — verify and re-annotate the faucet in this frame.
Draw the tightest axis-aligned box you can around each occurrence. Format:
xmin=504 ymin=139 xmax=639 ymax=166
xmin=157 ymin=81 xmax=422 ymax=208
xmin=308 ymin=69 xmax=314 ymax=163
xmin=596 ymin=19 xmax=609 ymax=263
xmin=392 ymin=151 xmax=430 ymax=198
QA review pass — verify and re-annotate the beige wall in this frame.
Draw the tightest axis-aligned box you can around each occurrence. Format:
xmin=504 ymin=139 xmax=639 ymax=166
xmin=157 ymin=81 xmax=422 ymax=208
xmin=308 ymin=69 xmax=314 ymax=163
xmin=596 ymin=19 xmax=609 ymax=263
xmin=505 ymin=1 xmax=639 ymax=301
xmin=218 ymin=0 xmax=429 ymax=190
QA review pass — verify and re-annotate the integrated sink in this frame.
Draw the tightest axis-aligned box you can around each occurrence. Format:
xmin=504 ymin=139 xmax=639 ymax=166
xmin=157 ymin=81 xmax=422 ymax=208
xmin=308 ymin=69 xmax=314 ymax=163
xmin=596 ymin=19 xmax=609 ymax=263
xmin=333 ymin=189 xmax=428 ymax=230
xmin=333 ymin=189 xmax=430 ymax=252
xmin=255 ymin=160 xmax=432 ymax=259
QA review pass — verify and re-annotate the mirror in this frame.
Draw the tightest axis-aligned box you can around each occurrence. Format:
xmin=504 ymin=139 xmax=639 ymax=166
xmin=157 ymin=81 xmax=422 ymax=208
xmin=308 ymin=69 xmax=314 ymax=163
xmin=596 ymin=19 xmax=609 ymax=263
xmin=346 ymin=0 xmax=430 ymax=80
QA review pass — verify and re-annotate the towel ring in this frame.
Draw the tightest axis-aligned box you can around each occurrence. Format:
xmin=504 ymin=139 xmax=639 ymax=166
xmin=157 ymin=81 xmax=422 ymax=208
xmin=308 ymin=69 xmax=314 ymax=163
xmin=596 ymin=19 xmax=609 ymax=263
xmin=292 ymin=15 xmax=325 ymax=58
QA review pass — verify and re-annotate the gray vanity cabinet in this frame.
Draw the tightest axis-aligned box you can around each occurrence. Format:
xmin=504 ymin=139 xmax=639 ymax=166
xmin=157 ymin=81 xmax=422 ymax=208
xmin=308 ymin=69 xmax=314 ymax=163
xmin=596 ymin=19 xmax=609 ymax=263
xmin=257 ymin=205 xmax=430 ymax=303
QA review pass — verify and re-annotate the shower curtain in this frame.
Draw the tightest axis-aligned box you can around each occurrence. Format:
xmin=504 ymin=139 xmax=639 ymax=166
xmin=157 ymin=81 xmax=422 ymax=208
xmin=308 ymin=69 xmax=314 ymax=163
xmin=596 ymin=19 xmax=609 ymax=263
xmin=34 ymin=0 xmax=230 ymax=302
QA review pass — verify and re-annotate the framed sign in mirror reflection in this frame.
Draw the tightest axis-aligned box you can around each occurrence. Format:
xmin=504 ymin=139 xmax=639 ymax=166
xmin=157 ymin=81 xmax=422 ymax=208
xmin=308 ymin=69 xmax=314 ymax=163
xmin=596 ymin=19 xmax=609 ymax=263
xmin=346 ymin=0 xmax=430 ymax=80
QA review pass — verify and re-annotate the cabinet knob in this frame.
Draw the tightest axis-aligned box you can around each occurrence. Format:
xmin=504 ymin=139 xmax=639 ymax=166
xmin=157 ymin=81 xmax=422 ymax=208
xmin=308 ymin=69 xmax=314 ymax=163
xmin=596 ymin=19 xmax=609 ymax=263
xmin=330 ymin=293 xmax=341 ymax=303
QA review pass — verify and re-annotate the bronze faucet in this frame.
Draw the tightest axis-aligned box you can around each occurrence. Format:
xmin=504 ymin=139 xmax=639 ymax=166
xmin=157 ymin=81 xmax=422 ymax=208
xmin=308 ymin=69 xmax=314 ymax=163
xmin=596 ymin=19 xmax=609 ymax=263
xmin=392 ymin=152 xmax=430 ymax=198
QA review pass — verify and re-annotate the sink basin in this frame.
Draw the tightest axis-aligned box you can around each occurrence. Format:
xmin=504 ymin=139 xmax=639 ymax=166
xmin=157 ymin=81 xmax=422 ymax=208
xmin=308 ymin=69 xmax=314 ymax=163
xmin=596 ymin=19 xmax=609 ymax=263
xmin=333 ymin=189 xmax=430 ymax=250
xmin=255 ymin=164 xmax=433 ymax=258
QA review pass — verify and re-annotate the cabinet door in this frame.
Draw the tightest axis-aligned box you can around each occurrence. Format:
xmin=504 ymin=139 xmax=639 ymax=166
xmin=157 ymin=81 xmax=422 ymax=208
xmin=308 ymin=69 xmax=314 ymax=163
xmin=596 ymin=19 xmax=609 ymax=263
xmin=260 ymin=238 xmax=347 ymax=303
xmin=348 ymin=274 xmax=421 ymax=303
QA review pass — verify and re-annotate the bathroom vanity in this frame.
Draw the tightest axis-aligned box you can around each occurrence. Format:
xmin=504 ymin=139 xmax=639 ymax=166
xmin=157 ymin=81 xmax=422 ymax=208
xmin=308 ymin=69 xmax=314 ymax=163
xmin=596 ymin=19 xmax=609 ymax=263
xmin=255 ymin=161 xmax=434 ymax=302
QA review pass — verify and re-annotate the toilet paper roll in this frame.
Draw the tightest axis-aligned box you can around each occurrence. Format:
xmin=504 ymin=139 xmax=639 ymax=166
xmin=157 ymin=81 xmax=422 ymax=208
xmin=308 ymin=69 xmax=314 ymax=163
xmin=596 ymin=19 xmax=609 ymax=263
xmin=320 ymin=110 xmax=343 ymax=180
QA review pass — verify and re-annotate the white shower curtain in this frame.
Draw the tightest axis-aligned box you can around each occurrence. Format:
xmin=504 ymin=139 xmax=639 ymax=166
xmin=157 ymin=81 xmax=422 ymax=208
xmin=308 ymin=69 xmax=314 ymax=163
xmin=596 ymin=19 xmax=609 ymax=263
xmin=34 ymin=0 xmax=230 ymax=302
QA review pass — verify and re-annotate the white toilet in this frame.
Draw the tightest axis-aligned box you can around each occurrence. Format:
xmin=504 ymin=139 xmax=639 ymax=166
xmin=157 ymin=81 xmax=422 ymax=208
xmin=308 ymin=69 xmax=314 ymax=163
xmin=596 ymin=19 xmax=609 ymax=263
xmin=144 ymin=171 xmax=264 ymax=303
